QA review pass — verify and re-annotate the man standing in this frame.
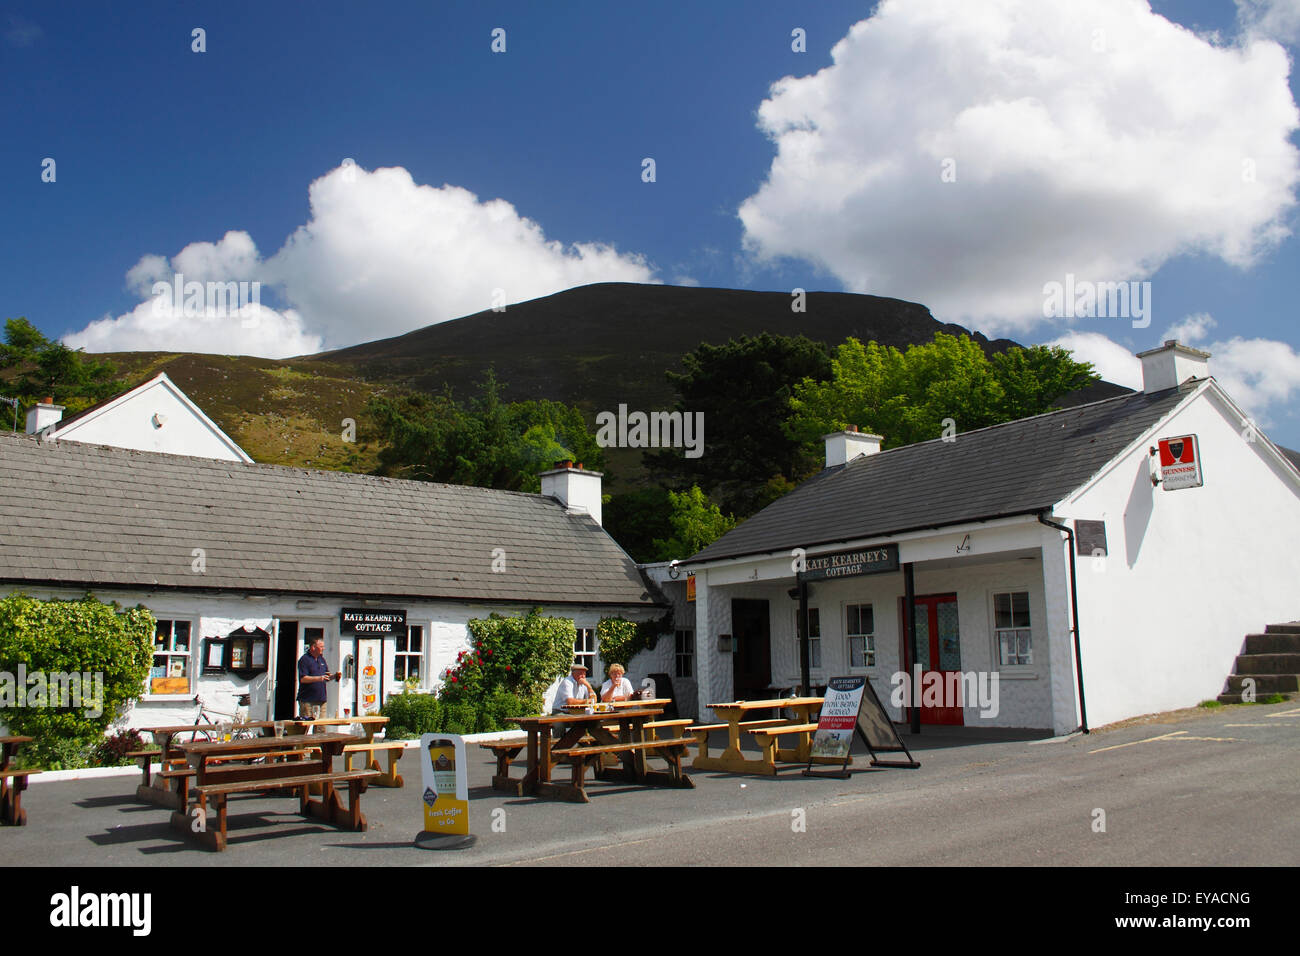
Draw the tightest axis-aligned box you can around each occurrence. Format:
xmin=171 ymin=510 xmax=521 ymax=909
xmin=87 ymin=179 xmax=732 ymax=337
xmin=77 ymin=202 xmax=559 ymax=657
xmin=297 ymin=636 xmax=341 ymax=720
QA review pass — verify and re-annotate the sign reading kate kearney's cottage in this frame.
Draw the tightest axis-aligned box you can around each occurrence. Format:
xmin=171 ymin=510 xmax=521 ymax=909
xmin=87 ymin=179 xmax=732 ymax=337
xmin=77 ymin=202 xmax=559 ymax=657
xmin=340 ymin=608 xmax=407 ymax=635
xmin=798 ymin=544 xmax=900 ymax=581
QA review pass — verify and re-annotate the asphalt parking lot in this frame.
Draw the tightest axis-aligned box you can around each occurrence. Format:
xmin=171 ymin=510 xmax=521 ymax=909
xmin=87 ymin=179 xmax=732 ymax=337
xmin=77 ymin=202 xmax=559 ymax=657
xmin=5 ymin=700 xmax=1298 ymax=867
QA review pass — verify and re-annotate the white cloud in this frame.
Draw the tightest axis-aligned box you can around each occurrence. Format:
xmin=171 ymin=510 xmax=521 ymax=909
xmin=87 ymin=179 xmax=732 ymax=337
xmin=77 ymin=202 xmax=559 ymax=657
xmin=65 ymin=165 xmax=656 ymax=357
xmin=1237 ymin=0 xmax=1300 ymax=45
xmin=740 ymin=0 xmax=1300 ymax=332
xmin=1046 ymin=331 xmax=1142 ymax=389
xmin=1049 ymin=318 xmax=1300 ymax=430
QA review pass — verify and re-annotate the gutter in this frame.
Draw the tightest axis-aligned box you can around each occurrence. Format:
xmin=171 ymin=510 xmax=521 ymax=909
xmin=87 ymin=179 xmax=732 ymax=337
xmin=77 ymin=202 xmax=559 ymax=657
xmin=1037 ymin=513 xmax=1088 ymax=734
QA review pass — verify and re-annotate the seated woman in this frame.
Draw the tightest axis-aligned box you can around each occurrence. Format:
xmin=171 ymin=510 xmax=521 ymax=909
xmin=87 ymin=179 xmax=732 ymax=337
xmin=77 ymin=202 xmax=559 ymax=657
xmin=600 ymin=663 xmax=634 ymax=702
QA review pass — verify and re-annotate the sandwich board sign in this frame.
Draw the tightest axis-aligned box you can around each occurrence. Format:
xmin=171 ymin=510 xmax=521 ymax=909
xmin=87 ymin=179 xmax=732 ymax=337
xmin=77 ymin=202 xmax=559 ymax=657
xmin=804 ymin=676 xmax=920 ymax=778
xmin=415 ymin=733 xmax=475 ymax=849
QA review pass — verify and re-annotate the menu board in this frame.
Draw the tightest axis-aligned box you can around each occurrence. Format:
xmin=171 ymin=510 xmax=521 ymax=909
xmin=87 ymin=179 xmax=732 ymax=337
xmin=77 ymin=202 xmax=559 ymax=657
xmin=810 ymin=676 xmax=867 ymax=760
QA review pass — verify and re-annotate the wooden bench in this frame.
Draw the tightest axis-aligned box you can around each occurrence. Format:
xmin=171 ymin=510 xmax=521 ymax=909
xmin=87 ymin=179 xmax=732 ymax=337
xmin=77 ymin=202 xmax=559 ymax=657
xmin=343 ymin=741 xmax=406 ymax=787
xmin=748 ymin=722 xmax=821 ymax=764
xmin=174 ymin=769 xmax=379 ymax=851
xmin=688 ymin=718 xmax=790 ymax=759
xmin=550 ymin=737 xmax=693 ymax=799
xmin=0 ymin=769 xmax=39 ymax=826
xmin=480 ymin=738 xmax=529 ymax=795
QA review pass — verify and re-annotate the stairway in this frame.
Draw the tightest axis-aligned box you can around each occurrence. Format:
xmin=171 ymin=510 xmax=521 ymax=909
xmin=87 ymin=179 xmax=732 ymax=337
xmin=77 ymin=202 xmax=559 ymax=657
xmin=1217 ymin=623 xmax=1300 ymax=703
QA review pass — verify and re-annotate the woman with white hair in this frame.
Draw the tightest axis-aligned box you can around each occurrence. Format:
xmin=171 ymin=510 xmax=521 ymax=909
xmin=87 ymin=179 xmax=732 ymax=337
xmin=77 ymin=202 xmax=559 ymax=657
xmin=600 ymin=663 xmax=634 ymax=702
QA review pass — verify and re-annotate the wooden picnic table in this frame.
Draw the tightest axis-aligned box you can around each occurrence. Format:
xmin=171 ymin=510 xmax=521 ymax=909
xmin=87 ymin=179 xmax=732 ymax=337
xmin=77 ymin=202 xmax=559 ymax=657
xmin=170 ymin=732 xmax=376 ymax=851
xmin=134 ymin=722 xmax=275 ymax=808
xmin=691 ymin=697 xmax=846 ymax=776
xmin=0 ymin=735 xmax=36 ymax=825
xmin=283 ymin=716 xmax=404 ymax=787
xmin=502 ymin=707 xmax=691 ymax=803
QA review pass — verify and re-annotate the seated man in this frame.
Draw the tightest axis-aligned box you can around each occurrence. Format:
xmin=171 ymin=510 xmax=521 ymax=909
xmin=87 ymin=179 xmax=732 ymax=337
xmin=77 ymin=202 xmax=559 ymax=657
xmin=600 ymin=663 xmax=634 ymax=702
xmin=552 ymin=661 xmax=594 ymax=713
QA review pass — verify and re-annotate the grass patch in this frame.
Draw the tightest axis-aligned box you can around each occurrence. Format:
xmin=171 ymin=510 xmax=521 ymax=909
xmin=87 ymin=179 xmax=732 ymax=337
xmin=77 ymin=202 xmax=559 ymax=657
xmin=1198 ymin=699 xmax=1224 ymax=709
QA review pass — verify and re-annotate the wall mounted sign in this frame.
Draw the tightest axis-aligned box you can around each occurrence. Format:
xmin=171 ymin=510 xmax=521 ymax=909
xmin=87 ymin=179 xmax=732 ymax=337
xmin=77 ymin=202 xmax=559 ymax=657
xmin=798 ymin=544 xmax=899 ymax=582
xmin=1157 ymin=435 xmax=1203 ymax=491
xmin=340 ymin=608 xmax=407 ymax=635
xmin=1075 ymin=520 xmax=1108 ymax=556
xmin=356 ymin=637 xmax=384 ymax=716
xmin=686 ymin=575 xmax=696 ymax=603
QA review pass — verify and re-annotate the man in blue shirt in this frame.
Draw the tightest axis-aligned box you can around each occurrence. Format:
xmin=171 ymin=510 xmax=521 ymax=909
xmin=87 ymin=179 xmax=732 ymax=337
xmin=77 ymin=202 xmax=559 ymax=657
xmin=297 ymin=637 xmax=340 ymax=720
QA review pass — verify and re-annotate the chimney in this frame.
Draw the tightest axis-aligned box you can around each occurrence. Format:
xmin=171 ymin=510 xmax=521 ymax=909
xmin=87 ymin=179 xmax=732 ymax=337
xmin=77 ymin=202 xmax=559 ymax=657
xmin=1135 ymin=340 xmax=1211 ymax=394
xmin=539 ymin=462 xmax=604 ymax=525
xmin=823 ymin=425 xmax=883 ymax=468
xmin=25 ymin=396 xmax=64 ymax=436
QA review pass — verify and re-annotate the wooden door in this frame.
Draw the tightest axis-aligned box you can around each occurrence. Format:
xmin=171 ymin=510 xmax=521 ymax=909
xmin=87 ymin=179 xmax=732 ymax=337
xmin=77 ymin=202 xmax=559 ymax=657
xmin=731 ymin=599 xmax=772 ymax=702
xmin=899 ymin=594 xmax=964 ymax=725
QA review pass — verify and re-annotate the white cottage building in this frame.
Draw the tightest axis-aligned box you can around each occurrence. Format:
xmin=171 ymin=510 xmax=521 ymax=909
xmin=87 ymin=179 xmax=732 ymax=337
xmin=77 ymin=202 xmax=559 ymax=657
xmin=0 ymin=432 xmax=663 ymax=728
xmin=24 ymin=371 xmax=252 ymax=462
xmin=671 ymin=341 xmax=1300 ymax=734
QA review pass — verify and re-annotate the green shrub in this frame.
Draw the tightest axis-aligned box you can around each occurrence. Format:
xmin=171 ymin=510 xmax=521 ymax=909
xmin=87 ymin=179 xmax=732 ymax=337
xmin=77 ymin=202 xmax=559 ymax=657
xmin=1198 ymin=700 xmax=1224 ymax=709
xmin=439 ymin=608 xmax=574 ymax=706
xmin=595 ymin=615 xmax=670 ymax=675
xmin=0 ymin=594 xmax=154 ymax=768
xmin=439 ymin=702 xmax=479 ymax=735
xmin=380 ymin=692 xmax=441 ymax=739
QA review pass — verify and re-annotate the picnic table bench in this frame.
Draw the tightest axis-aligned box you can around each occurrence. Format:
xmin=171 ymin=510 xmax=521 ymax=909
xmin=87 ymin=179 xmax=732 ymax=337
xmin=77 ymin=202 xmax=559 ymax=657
xmin=170 ymin=733 xmax=378 ymax=851
xmin=504 ymin=706 xmax=692 ymax=803
xmin=134 ymin=722 xmax=276 ymax=808
xmin=1 ymin=736 xmax=37 ymax=826
xmin=284 ymin=716 xmax=405 ymax=787
xmin=691 ymin=698 xmax=846 ymax=776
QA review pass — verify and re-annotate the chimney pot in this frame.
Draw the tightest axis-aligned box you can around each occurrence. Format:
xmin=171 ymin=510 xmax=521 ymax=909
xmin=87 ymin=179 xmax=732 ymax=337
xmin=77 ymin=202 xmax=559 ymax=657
xmin=25 ymin=398 xmax=65 ymax=436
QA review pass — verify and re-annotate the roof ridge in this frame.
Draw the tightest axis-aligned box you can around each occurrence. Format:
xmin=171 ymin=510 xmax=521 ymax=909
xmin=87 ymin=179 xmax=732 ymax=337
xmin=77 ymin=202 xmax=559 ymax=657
xmin=0 ymin=429 xmax=560 ymax=504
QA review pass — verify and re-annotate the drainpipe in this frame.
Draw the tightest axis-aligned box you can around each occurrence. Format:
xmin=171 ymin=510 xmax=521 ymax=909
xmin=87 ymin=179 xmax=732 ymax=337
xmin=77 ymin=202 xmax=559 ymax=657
xmin=1038 ymin=513 xmax=1089 ymax=734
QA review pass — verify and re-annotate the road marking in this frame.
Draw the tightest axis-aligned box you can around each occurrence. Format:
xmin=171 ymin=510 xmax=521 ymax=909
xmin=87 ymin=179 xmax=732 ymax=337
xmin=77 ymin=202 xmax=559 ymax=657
xmin=500 ymin=837 xmax=657 ymax=865
xmin=1168 ymin=735 xmax=1242 ymax=742
xmin=1089 ymin=731 xmax=1187 ymax=753
xmin=1267 ymin=707 xmax=1300 ymax=718
xmin=1223 ymin=722 xmax=1296 ymax=728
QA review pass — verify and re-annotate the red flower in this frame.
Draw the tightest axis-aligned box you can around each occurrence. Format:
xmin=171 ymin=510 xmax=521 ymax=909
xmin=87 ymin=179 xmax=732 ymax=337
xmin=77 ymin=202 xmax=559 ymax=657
xmin=450 ymin=676 xmax=458 ymax=683
xmin=505 ymin=665 xmax=511 ymax=672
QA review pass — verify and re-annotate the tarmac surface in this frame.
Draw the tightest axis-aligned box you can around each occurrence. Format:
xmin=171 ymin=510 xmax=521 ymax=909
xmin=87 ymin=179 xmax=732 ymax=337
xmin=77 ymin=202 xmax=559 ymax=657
xmin=4 ymin=700 xmax=1298 ymax=867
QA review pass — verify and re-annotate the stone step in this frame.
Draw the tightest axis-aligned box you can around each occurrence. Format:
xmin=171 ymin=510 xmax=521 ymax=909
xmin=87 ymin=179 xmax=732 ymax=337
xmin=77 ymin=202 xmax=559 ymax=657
xmin=1224 ymin=674 xmax=1300 ymax=694
xmin=1264 ymin=622 xmax=1300 ymax=635
xmin=1233 ymin=653 xmax=1300 ymax=674
xmin=1244 ymin=632 xmax=1300 ymax=654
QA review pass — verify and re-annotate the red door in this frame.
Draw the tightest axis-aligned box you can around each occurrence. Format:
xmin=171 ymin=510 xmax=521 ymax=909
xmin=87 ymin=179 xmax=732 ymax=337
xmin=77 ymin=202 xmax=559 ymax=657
xmin=899 ymin=594 xmax=964 ymax=726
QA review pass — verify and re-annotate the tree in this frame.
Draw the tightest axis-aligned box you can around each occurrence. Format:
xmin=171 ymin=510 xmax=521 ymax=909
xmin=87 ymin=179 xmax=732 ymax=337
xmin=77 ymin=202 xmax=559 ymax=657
xmin=0 ymin=318 xmax=121 ymax=428
xmin=647 ymin=333 xmax=832 ymax=516
xmin=650 ymin=485 xmax=737 ymax=560
xmin=787 ymin=334 xmax=1097 ymax=450
xmin=367 ymin=370 xmax=605 ymax=492
xmin=605 ymin=487 xmax=674 ymax=564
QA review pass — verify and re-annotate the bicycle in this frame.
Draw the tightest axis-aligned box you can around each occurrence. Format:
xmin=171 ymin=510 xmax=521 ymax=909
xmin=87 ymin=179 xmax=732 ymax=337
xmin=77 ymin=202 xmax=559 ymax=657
xmin=188 ymin=693 xmax=257 ymax=743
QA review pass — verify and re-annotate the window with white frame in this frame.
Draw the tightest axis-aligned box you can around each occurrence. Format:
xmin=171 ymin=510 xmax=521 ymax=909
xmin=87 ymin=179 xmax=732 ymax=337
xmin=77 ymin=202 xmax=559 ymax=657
xmin=396 ymin=624 xmax=423 ymax=683
xmin=846 ymin=604 xmax=875 ymax=668
xmin=994 ymin=591 xmax=1032 ymax=666
xmin=795 ymin=607 xmax=822 ymax=669
xmin=574 ymin=626 xmax=596 ymax=672
xmin=150 ymin=619 xmax=193 ymax=694
xmin=675 ymin=629 xmax=694 ymax=678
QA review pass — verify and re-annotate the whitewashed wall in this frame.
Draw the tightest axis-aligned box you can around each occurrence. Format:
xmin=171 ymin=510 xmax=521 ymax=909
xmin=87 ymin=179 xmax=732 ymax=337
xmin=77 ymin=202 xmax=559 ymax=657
xmin=1061 ymin=386 xmax=1300 ymax=727
xmin=0 ymin=584 xmax=660 ymax=730
xmin=53 ymin=377 xmax=247 ymax=462
xmin=624 ymin=572 xmax=697 ymax=717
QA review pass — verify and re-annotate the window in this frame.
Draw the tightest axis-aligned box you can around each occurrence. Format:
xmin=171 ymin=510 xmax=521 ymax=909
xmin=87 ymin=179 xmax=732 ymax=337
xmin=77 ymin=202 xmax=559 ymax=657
xmin=846 ymin=604 xmax=875 ymax=668
xmin=675 ymin=629 xmax=694 ymax=678
xmin=795 ymin=607 xmax=822 ymax=669
xmin=150 ymin=619 xmax=192 ymax=694
xmin=994 ymin=591 xmax=1032 ymax=665
xmin=574 ymin=626 xmax=596 ymax=672
xmin=396 ymin=625 xmax=423 ymax=683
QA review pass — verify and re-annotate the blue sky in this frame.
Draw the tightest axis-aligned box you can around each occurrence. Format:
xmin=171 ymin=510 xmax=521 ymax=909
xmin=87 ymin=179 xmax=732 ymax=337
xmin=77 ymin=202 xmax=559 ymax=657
xmin=3 ymin=0 xmax=1299 ymax=447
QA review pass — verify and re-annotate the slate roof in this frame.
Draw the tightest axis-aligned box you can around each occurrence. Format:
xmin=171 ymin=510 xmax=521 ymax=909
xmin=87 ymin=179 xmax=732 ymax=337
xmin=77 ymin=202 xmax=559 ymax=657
xmin=0 ymin=432 xmax=658 ymax=607
xmin=685 ymin=384 xmax=1194 ymax=565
